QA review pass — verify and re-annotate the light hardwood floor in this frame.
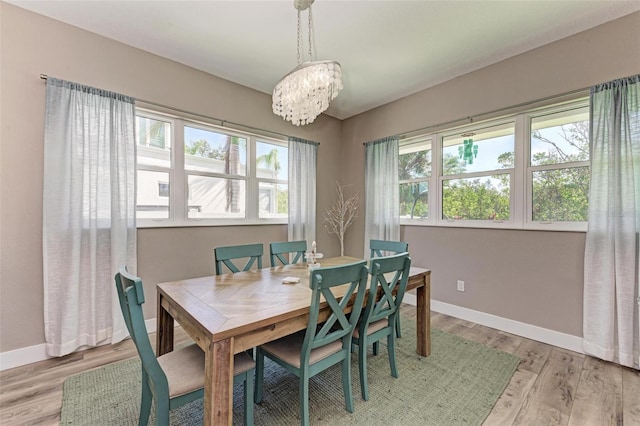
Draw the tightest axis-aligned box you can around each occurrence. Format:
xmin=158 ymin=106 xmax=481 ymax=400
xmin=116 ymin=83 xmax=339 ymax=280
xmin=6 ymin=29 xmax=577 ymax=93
xmin=1 ymin=306 xmax=639 ymax=425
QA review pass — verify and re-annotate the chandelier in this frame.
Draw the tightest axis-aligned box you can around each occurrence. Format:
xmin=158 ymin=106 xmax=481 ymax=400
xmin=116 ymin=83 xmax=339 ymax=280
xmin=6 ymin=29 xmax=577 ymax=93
xmin=272 ymin=0 xmax=343 ymax=126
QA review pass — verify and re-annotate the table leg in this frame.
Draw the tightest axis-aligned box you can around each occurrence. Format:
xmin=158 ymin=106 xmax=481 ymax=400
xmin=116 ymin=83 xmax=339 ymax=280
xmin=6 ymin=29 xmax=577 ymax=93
xmin=156 ymin=292 xmax=174 ymax=356
xmin=204 ymin=338 xmax=234 ymax=426
xmin=416 ymin=273 xmax=431 ymax=357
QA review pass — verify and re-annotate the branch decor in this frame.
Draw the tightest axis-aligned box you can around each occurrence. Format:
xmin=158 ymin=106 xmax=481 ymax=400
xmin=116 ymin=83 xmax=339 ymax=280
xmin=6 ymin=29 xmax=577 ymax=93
xmin=323 ymin=182 xmax=359 ymax=256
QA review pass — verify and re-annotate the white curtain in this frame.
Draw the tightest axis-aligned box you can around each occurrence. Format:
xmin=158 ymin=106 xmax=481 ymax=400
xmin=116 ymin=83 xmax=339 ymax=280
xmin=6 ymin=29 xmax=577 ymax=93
xmin=43 ymin=78 xmax=137 ymax=357
xmin=288 ymin=137 xmax=318 ymax=249
xmin=583 ymin=74 xmax=640 ymax=369
xmin=364 ymin=136 xmax=400 ymax=256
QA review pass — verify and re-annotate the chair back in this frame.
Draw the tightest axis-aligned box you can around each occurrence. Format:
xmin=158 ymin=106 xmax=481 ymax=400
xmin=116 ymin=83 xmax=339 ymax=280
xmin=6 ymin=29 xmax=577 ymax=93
xmin=362 ymin=253 xmax=412 ymax=328
xmin=114 ymin=267 xmax=169 ymax=393
xmin=215 ymin=243 xmax=263 ymax=275
xmin=269 ymin=240 xmax=307 ymax=266
xmin=369 ymin=239 xmax=408 ymax=259
xmin=303 ymin=261 xmax=368 ymax=359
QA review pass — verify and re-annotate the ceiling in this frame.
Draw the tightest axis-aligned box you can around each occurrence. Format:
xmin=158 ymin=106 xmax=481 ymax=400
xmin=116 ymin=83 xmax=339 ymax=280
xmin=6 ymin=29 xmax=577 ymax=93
xmin=8 ymin=0 xmax=640 ymax=120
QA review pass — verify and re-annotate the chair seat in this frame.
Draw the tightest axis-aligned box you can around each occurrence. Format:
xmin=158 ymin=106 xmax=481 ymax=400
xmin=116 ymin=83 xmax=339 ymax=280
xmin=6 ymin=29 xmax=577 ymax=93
xmin=158 ymin=344 xmax=255 ymax=398
xmin=353 ymin=319 xmax=387 ymax=339
xmin=261 ymin=330 xmax=343 ymax=368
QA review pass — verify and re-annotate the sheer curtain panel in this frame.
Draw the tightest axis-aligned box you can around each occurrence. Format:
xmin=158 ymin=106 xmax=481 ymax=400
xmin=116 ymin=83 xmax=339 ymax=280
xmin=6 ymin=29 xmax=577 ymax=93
xmin=364 ymin=136 xmax=400 ymax=256
xmin=288 ymin=137 xmax=318 ymax=249
xmin=583 ymin=75 xmax=640 ymax=369
xmin=43 ymin=78 xmax=137 ymax=357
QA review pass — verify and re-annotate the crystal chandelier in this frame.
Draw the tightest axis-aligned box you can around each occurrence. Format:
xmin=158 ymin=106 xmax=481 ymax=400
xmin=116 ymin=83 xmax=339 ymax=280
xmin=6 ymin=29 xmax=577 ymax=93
xmin=272 ymin=0 xmax=343 ymax=126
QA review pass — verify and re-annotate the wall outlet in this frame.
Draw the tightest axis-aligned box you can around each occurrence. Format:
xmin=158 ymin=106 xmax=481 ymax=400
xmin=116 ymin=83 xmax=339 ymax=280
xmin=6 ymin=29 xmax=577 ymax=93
xmin=457 ymin=280 xmax=465 ymax=292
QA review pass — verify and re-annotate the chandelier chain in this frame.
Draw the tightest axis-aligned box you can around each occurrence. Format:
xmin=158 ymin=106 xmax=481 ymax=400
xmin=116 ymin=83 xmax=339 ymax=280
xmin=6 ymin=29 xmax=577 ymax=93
xmin=308 ymin=5 xmax=313 ymax=61
xmin=296 ymin=9 xmax=301 ymax=64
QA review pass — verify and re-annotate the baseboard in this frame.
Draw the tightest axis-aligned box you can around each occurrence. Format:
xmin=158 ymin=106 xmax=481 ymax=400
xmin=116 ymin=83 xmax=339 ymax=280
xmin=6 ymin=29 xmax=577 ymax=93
xmin=0 ymin=318 xmax=157 ymax=372
xmin=403 ymin=294 xmax=584 ymax=354
xmin=1 ymin=299 xmax=585 ymax=371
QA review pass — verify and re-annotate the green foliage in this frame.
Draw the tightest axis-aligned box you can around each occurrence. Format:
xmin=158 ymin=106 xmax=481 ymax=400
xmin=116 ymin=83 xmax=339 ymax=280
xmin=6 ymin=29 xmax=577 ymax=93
xmin=257 ymin=148 xmax=281 ymax=178
xmin=531 ymin=121 xmax=589 ymax=221
xmin=184 ymin=138 xmax=225 ymax=160
xmin=399 ymin=150 xmax=430 ymax=219
xmin=277 ymin=189 xmax=288 ymax=214
xmin=442 ymin=176 xmax=510 ymax=220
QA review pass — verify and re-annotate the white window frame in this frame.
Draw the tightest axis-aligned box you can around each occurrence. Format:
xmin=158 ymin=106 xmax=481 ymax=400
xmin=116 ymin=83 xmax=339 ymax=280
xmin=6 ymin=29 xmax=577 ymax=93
xmin=437 ymin=119 xmax=517 ymax=228
xmin=399 ymin=135 xmax=433 ymax=225
xmin=255 ymin=139 xmax=289 ymax=220
xmin=135 ymin=108 xmax=288 ymax=228
xmin=399 ymin=96 xmax=589 ymax=232
xmin=524 ymin=99 xmax=590 ymax=231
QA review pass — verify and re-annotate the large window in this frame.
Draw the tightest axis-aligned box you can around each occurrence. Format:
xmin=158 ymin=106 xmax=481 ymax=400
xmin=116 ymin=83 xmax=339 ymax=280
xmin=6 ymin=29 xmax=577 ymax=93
xmin=398 ymin=97 xmax=590 ymax=231
xmin=135 ymin=110 xmax=288 ymax=226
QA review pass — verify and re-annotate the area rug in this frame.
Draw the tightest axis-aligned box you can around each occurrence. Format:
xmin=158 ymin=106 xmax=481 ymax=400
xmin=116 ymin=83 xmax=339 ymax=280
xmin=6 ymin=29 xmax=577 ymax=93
xmin=60 ymin=316 xmax=519 ymax=425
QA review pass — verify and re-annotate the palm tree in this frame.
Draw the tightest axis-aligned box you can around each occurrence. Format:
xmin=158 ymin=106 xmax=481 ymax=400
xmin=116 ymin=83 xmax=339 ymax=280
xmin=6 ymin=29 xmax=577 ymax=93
xmin=224 ymin=136 xmax=243 ymax=213
xmin=256 ymin=148 xmax=281 ymax=179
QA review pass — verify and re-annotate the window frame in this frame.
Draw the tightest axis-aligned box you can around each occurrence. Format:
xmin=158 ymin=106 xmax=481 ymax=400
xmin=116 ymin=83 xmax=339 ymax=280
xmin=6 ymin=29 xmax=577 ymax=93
xmin=135 ymin=108 xmax=289 ymax=228
xmin=524 ymin=100 xmax=590 ymax=231
xmin=398 ymin=135 xmax=432 ymax=225
xmin=438 ymin=118 xmax=517 ymax=228
xmin=399 ymin=97 xmax=589 ymax=232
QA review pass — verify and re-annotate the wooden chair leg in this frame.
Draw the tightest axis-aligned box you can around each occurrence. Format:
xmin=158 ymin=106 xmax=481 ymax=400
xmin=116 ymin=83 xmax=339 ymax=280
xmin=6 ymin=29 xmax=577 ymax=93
xmin=358 ymin=341 xmax=370 ymax=401
xmin=254 ymin=349 xmax=264 ymax=404
xmin=156 ymin=396 xmax=170 ymax=426
xmin=244 ymin=370 xmax=254 ymax=426
xmin=299 ymin=373 xmax=310 ymax=426
xmin=342 ymin=357 xmax=354 ymax=413
xmin=388 ymin=332 xmax=399 ymax=378
xmin=139 ymin=372 xmax=152 ymax=426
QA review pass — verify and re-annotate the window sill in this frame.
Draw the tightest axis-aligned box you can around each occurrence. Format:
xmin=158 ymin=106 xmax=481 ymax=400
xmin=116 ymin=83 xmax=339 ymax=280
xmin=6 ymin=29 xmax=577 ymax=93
xmin=400 ymin=219 xmax=587 ymax=232
xmin=137 ymin=218 xmax=288 ymax=228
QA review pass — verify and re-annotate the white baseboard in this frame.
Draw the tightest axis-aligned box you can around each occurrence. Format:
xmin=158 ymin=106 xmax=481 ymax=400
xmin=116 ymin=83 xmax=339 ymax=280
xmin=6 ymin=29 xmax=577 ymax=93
xmin=1 ymin=300 xmax=585 ymax=371
xmin=403 ymin=294 xmax=584 ymax=354
xmin=0 ymin=318 xmax=157 ymax=372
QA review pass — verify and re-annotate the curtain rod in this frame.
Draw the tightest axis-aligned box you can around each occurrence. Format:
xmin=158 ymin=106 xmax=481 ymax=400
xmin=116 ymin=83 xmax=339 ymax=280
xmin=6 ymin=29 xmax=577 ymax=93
xmin=40 ymin=74 xmax=293 ymax=140
xmin=362 ymin=86 xmax=589 ymax=145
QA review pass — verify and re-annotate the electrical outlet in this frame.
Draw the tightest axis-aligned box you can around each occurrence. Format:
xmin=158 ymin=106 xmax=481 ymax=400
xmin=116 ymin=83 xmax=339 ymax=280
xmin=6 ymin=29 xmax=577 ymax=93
xmin=457 ymin=280 xmax=465 ymax=292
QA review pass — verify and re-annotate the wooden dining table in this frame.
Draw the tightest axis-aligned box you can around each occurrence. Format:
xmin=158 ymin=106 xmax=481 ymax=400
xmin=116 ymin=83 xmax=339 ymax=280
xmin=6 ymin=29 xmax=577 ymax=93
xmin=156 ymin=256 xmax=431 ymax=426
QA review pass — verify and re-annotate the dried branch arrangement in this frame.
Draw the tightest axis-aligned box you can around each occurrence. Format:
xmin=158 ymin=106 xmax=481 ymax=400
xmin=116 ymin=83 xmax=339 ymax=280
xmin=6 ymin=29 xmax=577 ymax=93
xmin=323 ymin=182 xmax=359 ymax=256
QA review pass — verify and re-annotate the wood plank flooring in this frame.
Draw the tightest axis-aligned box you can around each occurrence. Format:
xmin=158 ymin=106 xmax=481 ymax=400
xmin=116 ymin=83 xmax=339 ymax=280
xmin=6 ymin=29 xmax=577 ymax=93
xmin=1 ymin=307 xmax=639 ymax=425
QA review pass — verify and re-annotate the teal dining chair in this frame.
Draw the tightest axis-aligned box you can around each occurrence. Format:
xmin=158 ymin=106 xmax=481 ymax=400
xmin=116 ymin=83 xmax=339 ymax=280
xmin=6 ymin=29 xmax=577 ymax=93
xmin=214 ymin=243 xmax=263 ymax=275
xmin=254 ymin=261 xmax=369 ymax=426
xmin=369 ymin=239 xmax=409 ymax=259
xmin=269 ymin=240 xmax=307 ymax=266
xmin=369 ymin=239 xmax=409 ymax=337
xmin=115 ymin=267 xmax=256 ymax=426
xmin=352 ymin=253 xmax=411 ymax=401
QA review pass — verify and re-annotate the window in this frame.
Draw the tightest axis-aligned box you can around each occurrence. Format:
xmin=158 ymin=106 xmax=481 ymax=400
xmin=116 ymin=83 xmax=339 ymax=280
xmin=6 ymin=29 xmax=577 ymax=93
xmin=256 ymin=140 xmax=288 ymax=219
xmin=398 ymin=97 xmax=590 ymax=231
xmin=528 ymin=103 xmax=590 ymax=226
xmin=399 ymin=136 xmax=431 ymax=221
xmin=136 ymin=116 xmax=171 ymax=219
xmin=441 ymin=121 xmax=515 ymax=222
xmin=135 ymin=110 xmax=288 ymax=226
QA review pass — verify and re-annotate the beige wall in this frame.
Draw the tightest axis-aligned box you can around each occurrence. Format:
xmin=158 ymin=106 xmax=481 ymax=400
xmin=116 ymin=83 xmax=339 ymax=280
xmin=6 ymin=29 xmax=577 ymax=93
xmin=0 ymin=3 xmax=343 ymax=353
xmin=341 ymin=12 xmax=640 ymax=336
xmin=1 ymin=2 xmax=639 ymax=357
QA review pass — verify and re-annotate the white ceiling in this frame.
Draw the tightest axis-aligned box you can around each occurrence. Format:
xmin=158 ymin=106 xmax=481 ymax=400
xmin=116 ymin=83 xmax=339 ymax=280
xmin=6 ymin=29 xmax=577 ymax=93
xmin=8 ymin=0 xmax=640 ymax=120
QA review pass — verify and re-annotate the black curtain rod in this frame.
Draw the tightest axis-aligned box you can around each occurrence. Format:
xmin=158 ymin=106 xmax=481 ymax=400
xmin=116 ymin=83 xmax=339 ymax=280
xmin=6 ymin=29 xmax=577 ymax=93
xmin=40 ymin=74 xmax=294 ymax=140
